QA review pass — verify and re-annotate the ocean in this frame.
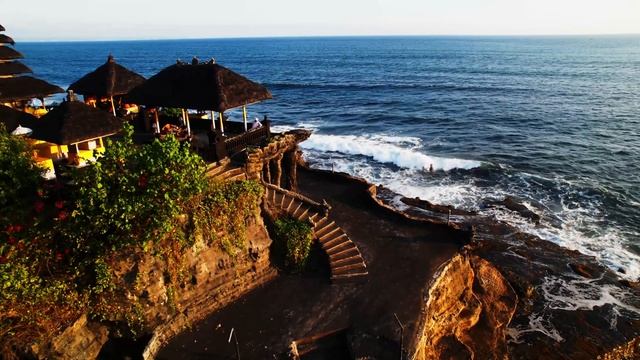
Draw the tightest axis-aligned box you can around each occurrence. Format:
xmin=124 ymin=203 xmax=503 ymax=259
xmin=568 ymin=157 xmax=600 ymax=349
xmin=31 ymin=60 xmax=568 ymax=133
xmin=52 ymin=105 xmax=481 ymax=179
xmin=17 ymin=35 xmax=640 ymax=280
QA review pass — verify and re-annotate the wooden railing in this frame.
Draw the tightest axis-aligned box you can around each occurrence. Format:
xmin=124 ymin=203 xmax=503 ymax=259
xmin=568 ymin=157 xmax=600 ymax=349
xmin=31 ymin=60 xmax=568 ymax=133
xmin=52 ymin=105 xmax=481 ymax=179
xmin=223 ymin=120 xmax=271 ymax=156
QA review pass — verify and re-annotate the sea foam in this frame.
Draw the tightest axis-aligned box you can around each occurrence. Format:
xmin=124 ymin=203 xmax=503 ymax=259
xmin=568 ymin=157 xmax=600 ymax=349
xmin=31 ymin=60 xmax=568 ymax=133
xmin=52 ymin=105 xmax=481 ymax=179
xmin=300 ymin=134 xmax=480 ymax=171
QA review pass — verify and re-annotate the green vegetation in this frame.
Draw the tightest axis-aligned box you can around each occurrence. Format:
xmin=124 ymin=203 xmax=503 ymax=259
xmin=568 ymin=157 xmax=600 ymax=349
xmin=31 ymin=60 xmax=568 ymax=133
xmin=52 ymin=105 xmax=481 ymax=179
xmin=0 ymin=124 xmax=263 ymax=355
xmin=274 ymin=217 xmax=314 ymax=272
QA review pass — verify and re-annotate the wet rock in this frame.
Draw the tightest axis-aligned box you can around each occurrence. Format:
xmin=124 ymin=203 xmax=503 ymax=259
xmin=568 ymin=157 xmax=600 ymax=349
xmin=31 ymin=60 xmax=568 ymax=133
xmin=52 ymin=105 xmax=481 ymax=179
xmin=401 ymin=196 xmax=476 ymax=216
xmin=484 ymin=196 xmax=541 ymax=224
xmin=569 ymin=262 xmax=599 ymax=279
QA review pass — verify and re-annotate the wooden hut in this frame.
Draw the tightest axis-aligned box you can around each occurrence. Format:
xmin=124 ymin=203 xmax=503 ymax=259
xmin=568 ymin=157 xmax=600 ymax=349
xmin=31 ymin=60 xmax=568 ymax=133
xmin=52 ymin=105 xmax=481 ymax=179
xmin=0 ymin=61 xmax=32 ymax=77
xmin=27 ymin=100 xmax=122 ymax=167
xmin=127 ymin=58 xmax=272 ymax=135
xmin=0 ymin=25 xmax=63 ymax=110
xmin=68 ymin=55 xmax=145 ymax=115
xmin=0 ymin=34 xmax=14 ymax=45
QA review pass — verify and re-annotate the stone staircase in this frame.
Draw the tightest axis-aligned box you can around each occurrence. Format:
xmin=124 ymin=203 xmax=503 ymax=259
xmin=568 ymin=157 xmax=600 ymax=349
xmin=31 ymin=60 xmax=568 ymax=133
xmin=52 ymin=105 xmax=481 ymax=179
xmin=264 ymin=184 xmax=368 ymax=283
xmin=205 ymin=159 xmax=247 ymax=182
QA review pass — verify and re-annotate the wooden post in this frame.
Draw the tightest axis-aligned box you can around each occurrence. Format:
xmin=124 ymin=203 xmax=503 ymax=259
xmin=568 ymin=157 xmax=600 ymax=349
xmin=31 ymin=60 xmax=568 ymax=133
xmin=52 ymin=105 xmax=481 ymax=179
xmin=184 ymin=110 xmax=191 ymax=136
xmin=110 ymin=96 xmax=116 ymax=116
xmin=219 ymin=112 xmax=225 ymax=134
xmin=242 ymin=105 xmax=248 ymax=132
xmin=210 ymin=110 xmax=216 ymax=130
xmin=154 ymin=109 xmax=160 ymax=133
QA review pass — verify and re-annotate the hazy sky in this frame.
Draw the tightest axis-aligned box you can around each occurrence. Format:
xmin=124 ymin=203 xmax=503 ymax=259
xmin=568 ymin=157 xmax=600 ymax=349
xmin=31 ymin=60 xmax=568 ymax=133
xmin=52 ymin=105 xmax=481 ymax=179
xmin=2 ymin=0 xmax=639 ymax=41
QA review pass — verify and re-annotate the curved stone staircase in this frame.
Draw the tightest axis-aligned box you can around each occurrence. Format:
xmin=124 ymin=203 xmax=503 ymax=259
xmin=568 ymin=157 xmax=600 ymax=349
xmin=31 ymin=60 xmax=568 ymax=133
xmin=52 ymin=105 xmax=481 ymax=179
xmin=205 ymin=159 xmax=247 ymax=182
xmin=264 ymin=184 xmax=368 ymax=283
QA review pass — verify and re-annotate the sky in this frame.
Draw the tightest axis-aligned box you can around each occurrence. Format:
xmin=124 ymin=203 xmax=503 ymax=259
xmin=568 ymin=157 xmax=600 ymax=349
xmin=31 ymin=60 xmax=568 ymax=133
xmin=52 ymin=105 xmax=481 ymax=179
xmin=1 ymin=0 xmax=639 ymax=41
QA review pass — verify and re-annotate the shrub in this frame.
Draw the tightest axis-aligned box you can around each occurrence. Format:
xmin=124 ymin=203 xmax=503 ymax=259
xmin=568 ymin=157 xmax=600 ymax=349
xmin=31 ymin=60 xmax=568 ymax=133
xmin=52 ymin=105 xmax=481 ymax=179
xmin=64 ymin=123 xmax=206 ymax=256
xmin=274 ymin=217 xmax=314 ymax=272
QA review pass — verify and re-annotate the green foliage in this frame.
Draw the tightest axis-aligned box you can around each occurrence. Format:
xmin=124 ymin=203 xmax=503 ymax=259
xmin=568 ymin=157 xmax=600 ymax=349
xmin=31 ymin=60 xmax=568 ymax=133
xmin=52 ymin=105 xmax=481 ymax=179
xmin=189 ymin=180 xmax=263 ymax=256
xmin=0 ymin=122 xmax=267 ymax=353
xmin=0 ymin=126 xmax=42 ymax=234
xmin=160 ymin=107 xmax=183 ymax=118
xmin=65 ymin=123 xmax=206 ymax=255
xmin=274 ymin=217 xmax=314 ymax=272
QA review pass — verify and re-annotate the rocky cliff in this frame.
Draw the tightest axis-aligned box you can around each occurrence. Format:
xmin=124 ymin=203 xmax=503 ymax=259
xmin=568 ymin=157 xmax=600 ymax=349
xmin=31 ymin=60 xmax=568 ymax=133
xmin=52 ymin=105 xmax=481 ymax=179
xmin=30 ymin=209 xmax=276 ymax=360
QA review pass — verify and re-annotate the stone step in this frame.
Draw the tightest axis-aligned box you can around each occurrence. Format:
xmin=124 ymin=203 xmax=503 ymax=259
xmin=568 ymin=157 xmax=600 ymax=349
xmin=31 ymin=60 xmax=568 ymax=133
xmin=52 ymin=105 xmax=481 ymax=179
xmin=312 ymin=215 xmax=329 ymax=228
xmin=326 ymin=240 xmax=355 ymax=256
xmin=330 ymin=254 xmax=363 ymax=268
xmin=330 ymin=271 xmax=369 ymax=283
xmin=284 ymin=197 xmax=296 ymax=212
xmin=296 ymin=208 xmax=311 ymax=221
xmin=273 ymin=193 xmax=285 ymax=206
xmin=318 ymin=227 xmax=342 ymax=243
xmin=331 ymin=262 xmax=367 ymax=276
xmin=321 ymin=233 xmax=348 ymax=249
xmin=314 ymin=221 xmax=336 ymax=237
xmin=206 ymin=165 xmax=229 ymax=178
xmin=226 ymin=172 xmax=246 ymax=182
xmin=328 ymin=247 xmax=360 ymax=261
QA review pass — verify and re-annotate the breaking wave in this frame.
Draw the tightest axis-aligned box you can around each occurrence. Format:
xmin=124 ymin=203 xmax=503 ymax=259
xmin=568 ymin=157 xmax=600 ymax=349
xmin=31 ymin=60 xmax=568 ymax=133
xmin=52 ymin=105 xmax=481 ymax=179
xmin=300 ymin=134 xmax=481 ymax=172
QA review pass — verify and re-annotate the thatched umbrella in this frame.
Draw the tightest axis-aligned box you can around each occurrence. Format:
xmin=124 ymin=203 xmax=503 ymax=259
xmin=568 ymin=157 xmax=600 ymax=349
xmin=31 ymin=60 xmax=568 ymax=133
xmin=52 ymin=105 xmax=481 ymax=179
xmin=0 ymin=24 xmax=4 ymax=32
xmin=127 ymin=59 xmax=272 ymax=134
xmin=0 ymin=61 xmax=32 ymax=77
xmin=68 ymin=55 xmax=146 ymax=115
xmin=0 ymin=76 xmax=64 ymax=102
xmin=0 ymin=34 xmax=14 ymax=46
xmin=0 ymin=104 xmax=37 ymax=133
xmin=28 ymin=100 xmax=122 ymax=145
xmin=0 ymin=46 xmax=23 ymax=62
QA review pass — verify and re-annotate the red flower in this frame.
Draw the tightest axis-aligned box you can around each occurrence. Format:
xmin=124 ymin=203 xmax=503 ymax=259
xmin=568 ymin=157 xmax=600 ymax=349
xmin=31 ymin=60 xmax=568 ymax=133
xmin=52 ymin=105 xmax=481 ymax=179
xmin=138 ymin=175 xmax=148 ymax=188
xmin=55 ymin=200 xmax=65 ymax=209
xmin=55 ymin=252 xmax=63 ymax=261
xmin=36 ymin=189 xmax=45 ymax=197
xmin=0 ymin=256 xmax=7 ymax=264
xmin=57 ymin=211 xmax=68 ymax=221
xmin=34 ymin=201 xmax=46 ymax=213
xmin=7 ymin=236 xmax=16 ymax=245
xmin=5 ymin=225 xmax=15 ymax=233
xmin=13 ymin=224 xmax=22 ymax=233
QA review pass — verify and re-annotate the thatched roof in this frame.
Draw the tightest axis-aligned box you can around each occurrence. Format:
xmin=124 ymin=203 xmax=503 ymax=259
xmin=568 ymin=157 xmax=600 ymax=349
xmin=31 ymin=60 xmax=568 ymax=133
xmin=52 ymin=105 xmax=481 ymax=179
xmin=126 ymin=60 xmax=272 ymax=112
xmin=0 ymin=25 xmax=4 ymax=32
xmin=28 ymin=100 xmax=122 ymax=144
xmin=0 ymin=104 xmax=37 ymax=133
xmin=0 ymin=34 xmax=14 ymax=45
xmin=68 ymin=55 xmax=146 ymax=98
xmin=0 ymin=46 xmax=23 ymax=61
xmin=0 ymin=76 xmax=64 ymax=102
xmin=0 ymin=61 xmax=32 ymax=77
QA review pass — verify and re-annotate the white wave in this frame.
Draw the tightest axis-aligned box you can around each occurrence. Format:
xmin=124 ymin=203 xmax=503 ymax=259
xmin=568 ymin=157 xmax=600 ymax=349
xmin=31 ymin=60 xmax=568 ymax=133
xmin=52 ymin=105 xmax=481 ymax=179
xmin=301 ymin=134 xmax=480 ymax=171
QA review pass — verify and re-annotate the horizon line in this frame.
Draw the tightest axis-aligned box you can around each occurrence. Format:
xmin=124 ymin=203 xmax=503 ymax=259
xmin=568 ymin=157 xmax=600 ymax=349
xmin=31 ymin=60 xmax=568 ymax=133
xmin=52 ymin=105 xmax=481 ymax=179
xmin=17 ymin=32 xmax=640 ymax=43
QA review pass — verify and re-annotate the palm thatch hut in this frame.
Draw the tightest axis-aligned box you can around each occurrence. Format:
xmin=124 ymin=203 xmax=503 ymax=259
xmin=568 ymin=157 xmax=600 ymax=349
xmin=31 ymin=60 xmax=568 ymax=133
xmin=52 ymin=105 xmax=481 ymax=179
xmin=0 ymin=76 xmax=64 ymax=103
xmin=0 ymin=104 xmax=37 ymax=132
xmin=0 ymin=46 xmax=23 ymax=62
xmin=28 ymin=100 xmax=122 ymax=166
xmin=126 ymin=58 xmax=272 ymax=134
xmin=0 ymin=25 xmax=63 ymax=109
xmin=68 ymin=55 xmax=146 ymax=115
xmin=0 ymin=34 xmax=14 ymax=46
xmin=0 ymin=61 xmax=32 ymax=77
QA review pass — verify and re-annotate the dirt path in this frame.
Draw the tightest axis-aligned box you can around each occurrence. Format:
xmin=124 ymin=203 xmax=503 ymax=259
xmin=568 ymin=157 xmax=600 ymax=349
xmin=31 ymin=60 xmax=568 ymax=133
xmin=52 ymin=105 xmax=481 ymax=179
xmin=157 ymin=169 xmax=463 ymax=359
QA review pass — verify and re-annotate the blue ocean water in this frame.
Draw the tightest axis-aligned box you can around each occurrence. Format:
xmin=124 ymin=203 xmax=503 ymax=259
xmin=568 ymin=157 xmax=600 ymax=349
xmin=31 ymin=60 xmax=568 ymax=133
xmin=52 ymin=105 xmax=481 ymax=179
xmin=16 ymin=36 xmax=640 ymax=279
